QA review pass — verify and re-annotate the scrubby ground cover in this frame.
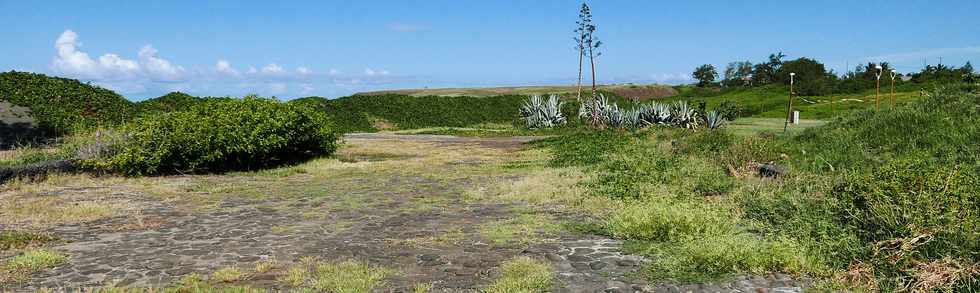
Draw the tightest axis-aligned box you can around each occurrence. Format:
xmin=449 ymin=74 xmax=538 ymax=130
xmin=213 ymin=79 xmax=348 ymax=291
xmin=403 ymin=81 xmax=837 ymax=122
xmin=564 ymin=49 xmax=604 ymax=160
xmin=0 ymin=133 xmax=809 ymax=292
xmin=530 ymin=84 xmax=980 ymax=291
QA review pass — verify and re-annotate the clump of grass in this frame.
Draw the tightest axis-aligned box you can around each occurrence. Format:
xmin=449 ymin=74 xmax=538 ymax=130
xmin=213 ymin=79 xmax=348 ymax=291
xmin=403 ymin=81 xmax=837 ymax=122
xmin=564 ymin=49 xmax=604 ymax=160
xmin=485 ymin=256 xmax=554 ymax=293
xmin=276 ymin=258 xmax=392 ymax=292
xmin=211 ymin=266 xmax=247 ymax=283
xmin=604 ymin=197 xmax=732 ymax=241
xmin=253 ymin=258 xmax=278 ymax=274
xmin=413 ymin=282 xmax=433 ymax=293
xmin=278 ymin=265 xmax=308 ymax=287
xmin=0 ymin=231 xmax=57 ymax=251
xmin=480 ymin=213 xmax=560 ymax=247
xmin=308 ymin=260 xmax=392 ymax=293
xmin=1 ymin=249 xmax=67 ymax=283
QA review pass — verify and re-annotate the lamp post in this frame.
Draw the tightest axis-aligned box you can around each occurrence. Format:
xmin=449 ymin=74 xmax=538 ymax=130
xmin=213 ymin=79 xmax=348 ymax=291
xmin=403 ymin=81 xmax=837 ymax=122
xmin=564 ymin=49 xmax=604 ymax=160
xmin=889 ymin=69 xmax=897 ymax=105
xmin=875 ymin=64 xmax=883 ymax=111
xmin=784 ymin=72 xmax=795 ymax=133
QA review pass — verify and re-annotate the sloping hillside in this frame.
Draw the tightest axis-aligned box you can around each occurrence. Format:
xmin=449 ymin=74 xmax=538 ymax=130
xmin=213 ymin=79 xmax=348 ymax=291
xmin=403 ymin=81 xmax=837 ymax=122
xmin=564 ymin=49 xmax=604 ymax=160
xmin=0 ymin=71 xmax=134 ymax=135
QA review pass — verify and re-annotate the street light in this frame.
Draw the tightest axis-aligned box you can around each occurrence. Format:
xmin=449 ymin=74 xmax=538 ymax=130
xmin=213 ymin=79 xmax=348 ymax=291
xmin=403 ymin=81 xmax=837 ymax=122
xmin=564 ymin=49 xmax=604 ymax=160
xmin=875 ymin=64 xmax=883 ymax=111
xmin=784 ymin=72 xmax=795 ymax=133
xmin=889 ymin=69 xmax=897 ymax=105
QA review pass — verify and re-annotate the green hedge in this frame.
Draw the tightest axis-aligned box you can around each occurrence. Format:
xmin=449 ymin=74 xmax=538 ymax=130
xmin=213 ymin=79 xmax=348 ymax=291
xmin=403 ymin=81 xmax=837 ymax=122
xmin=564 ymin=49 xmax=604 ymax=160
xmin=85 ymin=97 xmax=338 ymax=175
xmin=135 ymin=92 xmax=208 ymax=115
xmin=0 ymin=71 xmax=134 ymax=134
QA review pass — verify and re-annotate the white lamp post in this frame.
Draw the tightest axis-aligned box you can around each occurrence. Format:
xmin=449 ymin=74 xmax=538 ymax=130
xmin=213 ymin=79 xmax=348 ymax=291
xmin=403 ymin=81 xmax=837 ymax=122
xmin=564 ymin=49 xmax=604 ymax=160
xmin=889 ymin=69 xmax=897 ymax=105
xmin=875 ymin=64 xmax=883 ymax=111
xmin=784 ymin=72 xmax=796 ymax=133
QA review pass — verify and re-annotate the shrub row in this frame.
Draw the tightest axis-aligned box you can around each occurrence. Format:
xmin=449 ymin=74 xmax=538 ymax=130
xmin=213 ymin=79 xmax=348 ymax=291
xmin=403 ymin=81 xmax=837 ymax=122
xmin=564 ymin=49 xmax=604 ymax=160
xmin=77 ymin=97 xmax=339 ymax=175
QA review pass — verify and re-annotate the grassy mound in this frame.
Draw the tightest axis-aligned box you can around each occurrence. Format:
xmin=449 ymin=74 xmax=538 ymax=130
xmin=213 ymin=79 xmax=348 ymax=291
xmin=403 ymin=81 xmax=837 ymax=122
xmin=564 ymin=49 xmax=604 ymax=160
xmin=78 ymin=97 xmax=339 ymax=175
xmin=0 ymin=71 xmax=134 ymax=135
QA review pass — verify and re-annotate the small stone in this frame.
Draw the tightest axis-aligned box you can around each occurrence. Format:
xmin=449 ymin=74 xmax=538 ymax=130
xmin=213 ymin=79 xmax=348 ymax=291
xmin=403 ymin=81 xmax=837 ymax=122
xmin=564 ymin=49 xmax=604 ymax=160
xmin=545 ymin=253 xmax=562 ymax=262
xmin=615 ymin=259 xmax=637 ymax=267
xmin=589 ymin=261 xmax=607 ymax=270
xmin=567 ymin=255 xmax=591 ymax=262
xmin=570 ymin=262 xmax=590 ymax=270
xmin=418 ymin=254 xmax=440 ymax=261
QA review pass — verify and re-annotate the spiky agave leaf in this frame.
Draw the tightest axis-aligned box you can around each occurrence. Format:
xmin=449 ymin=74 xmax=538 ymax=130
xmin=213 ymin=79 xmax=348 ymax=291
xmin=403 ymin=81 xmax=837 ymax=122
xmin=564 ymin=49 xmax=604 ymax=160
xmin=704 ymin=110 xmax=725 ymax=129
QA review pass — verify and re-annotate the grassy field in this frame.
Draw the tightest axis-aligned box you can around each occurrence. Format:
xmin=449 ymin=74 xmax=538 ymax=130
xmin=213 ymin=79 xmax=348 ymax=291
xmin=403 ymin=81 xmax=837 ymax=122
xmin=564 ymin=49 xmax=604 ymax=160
xmin=357 ymin=83 xmax=678 ymax=101
xmin=662 ymin=84 xmax=924 ymax=120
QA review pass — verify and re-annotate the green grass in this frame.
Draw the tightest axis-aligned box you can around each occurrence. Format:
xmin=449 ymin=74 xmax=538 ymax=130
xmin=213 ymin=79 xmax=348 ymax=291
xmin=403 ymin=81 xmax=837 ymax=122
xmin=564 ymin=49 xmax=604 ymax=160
xmin=480 ymin=213 xmax=560 ymax=247
xmin=726 ymin=117 xmax=825 ymax=136
xmin=1 ymin=249 xmax=67 ymax=283
xmin=663 ymin=84 xmax=926 ymax=120
xmin=485 ymin=257 xmax=554 ymax=293
xmin=0 ymin=231 xmax=58 ymax=251
xmin=537 ymin=84 xmax=980 ymax=290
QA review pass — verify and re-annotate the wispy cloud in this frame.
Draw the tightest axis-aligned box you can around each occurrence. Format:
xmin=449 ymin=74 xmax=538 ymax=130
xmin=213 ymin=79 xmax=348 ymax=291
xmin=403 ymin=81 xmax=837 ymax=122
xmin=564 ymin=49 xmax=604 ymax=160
xmin=387 ymin=22 xmax=427 ymax=32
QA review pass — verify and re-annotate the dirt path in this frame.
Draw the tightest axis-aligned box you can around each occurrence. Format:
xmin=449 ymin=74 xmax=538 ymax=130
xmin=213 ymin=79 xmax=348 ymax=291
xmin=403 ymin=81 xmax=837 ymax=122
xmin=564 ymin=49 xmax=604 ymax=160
xmin=2 ymin=134 xmax=802 ymax=292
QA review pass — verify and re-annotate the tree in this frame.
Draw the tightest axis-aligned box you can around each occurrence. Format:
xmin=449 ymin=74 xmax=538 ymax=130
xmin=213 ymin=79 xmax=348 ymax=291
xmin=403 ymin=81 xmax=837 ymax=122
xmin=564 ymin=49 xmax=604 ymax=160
xmin=574 ymin=4 xmax=589 ymax=102
xmin=692 ymin=64 xmax=717 ymax=87
xmin=723 ymin=61 xmax=753 ymax=87
xmin=777 ymin=57 xmax=834 ymax=96
xmin=751 ymin=52 xmax=785 ymax=84
xmin=577 ymin=3 xmax=602 ymax=98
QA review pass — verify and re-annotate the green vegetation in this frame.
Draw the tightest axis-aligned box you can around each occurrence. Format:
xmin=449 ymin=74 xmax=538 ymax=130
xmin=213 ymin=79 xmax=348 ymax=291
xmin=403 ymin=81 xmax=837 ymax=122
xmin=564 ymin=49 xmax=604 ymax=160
xmin=0 ymin=71 xmax=134 ymax=135
xmin=0 ymin=231 xmax=57 ymax=251
xmin=77 ymin=97 xmax=339 ymax=175
xmin=296 ymin=94 xmax=528 ymax=133
xmin=135 ymin=91 xmax=207 ymax=115
xmin=0 ymin=249 xmax=67 ymax=283
xmin=485 ymin=257 xmax=554 ymax=293
xmin=535 ymin=84 xmax=980 ymax=290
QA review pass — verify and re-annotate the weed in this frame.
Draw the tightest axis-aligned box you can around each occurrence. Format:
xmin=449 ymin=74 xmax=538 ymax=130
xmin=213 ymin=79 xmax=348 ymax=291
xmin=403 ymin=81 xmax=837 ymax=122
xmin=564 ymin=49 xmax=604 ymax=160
xmin=211 ymin=266 xmax=247 ymax=283
xmin=485 ymin=257 xmax=554 ymax=293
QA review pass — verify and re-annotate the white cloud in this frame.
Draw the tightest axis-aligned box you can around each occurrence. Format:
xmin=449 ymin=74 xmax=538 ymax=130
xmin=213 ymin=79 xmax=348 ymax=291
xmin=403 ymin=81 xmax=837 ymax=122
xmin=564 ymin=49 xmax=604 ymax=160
xmin=649 ymin=73 xmax=693 ymax=84
xmin=46 ymin=30 xmax=403 ymax=98
xmin=139 ymin=45 xmax=185 ymax=82
xmin=214 ymin=59 xmax=240 ymax=77
xmin=52 ymin=30 xmax=140 ymax=81
xmin=364 ymin=68 xmax=390 ymax=76
xmin=296 ymin=66 xmax=312 ymax=75
xmin=267 ymin=82 xmax=287 ymax=94
xmin=260 ymin=63 xmax=285 ymax=75
xmin=299 ymin=83 xmax=315 ymax=95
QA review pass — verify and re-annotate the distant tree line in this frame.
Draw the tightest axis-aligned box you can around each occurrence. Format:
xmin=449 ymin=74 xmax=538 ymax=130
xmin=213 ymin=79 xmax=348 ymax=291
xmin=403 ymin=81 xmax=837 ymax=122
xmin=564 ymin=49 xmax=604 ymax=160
xmin=692 ymin=53 xmax=976 ymax=96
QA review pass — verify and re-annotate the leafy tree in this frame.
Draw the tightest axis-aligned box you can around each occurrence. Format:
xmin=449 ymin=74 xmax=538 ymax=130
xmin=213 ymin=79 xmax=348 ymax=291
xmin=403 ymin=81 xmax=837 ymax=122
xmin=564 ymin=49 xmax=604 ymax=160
xmin=751 ymin=52 xmax=785 ymax=84
xmin=692 ymin=64 xmax=718 ymax=87
xmin=722 ymin=61 xmax=753 ymax=87
xmin=776 ymin=57 xmax=835 ymax=96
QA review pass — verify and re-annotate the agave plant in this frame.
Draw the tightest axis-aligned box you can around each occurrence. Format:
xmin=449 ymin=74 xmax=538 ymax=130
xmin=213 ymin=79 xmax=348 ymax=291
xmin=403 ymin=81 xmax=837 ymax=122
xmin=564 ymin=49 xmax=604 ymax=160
xmin=579 ymin=94 xmax=614 ymax=127
xmin=704 ymin=110 xmax=726 ymax=129
xmin=671 ymin=101 xmax=700 ymax=129
xmin=520 ymin=94 xmax=566 ymax=128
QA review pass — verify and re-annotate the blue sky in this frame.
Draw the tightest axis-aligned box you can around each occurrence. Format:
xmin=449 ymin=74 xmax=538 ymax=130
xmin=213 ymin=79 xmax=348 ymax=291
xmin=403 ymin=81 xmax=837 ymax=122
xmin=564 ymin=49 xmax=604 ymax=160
xmin=1 ymin=0 xmax=977 ymax=100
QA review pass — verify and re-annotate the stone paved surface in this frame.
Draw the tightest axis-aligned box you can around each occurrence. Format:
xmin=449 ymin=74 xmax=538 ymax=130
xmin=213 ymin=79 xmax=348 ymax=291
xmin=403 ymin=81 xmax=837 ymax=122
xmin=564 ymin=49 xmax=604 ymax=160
xmin=1 ymin=134 xmax=806 ymax=292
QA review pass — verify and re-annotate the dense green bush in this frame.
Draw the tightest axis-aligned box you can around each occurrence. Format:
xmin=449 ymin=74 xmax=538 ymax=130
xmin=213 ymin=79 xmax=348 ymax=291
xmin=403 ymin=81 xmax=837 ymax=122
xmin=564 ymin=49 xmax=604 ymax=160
xmin=307 ymin=94 xmax=526 ymax=133
xmin=82 ymin=97 xmax=338 ymax=175
xmin=135 ymin=92 xmax=208 ymax=115
xmin=0 ymin=71 xmax=134 ymax=134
